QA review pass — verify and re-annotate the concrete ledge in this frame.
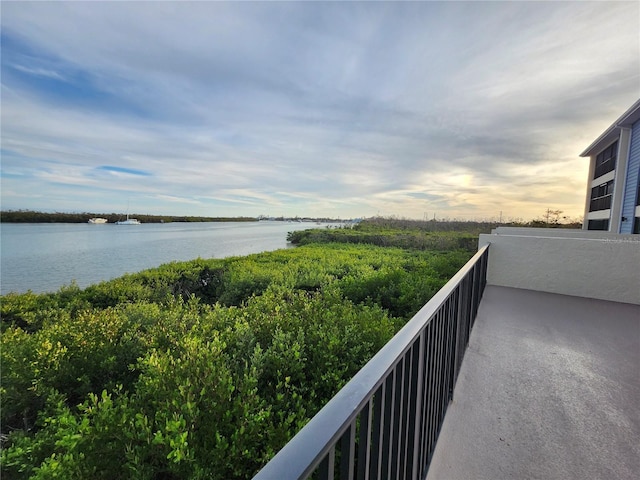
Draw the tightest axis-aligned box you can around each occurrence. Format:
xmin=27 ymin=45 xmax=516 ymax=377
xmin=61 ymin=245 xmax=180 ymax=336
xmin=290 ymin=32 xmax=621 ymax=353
xmin=490 ymin=227 xmax=640 ymax=240
xmin=479 ymin=228 xmax=640 ymax=305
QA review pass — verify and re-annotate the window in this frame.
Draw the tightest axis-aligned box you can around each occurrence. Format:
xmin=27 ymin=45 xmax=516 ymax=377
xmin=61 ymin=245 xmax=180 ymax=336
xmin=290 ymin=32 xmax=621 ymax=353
xmin=634 ymin=217 xmax=640 ymax=234
xmin=588 ymin=219 xmax=609 ymax=231
xmin=589 ymin=180 xmax=614 ymax=211
xmin=593 ymin=141 xmax=617 ymax=179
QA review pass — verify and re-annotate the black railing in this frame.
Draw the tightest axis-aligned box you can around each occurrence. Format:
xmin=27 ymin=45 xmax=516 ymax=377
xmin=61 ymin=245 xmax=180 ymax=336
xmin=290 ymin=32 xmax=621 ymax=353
xmin=253 ymin=245 xmax=489 ymax=480
xmin=589 ymin=195 xmax=612 ymax=212
xmin=594 ymin=158 xmax=615 ymax=179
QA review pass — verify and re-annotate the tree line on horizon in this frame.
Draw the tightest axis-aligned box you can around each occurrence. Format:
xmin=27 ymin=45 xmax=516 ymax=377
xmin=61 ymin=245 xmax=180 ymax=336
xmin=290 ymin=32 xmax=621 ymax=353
xmin=351 ymin=212 xmax=582 ymax=233
xmin=0 ymin=209 xmax=583 ymax=228
xmin=0 ymin=210 xmax=257 ymax=224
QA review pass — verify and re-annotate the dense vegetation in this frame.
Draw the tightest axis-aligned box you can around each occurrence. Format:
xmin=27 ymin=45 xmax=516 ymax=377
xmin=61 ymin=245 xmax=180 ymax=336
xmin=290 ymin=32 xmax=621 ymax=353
xmin=0 ymin=210 xmax=257 ymax=224
xmin=309 ymin=215 xmax=581 ymax=237
xmin=288 ymin=224 xmax=480 ymax=250
xmin=1 ymin=224 xmax=474 ymax=479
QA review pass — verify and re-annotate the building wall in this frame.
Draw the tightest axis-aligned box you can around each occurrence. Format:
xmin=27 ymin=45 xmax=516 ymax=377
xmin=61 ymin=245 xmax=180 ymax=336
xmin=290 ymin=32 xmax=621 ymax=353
xmin=478 ymin=228 xmax=640 ymax=305
xmin=611 ymin=129 xmax=632 ymax=232
xmin=620 ymin=120 xmax=640 ymax=234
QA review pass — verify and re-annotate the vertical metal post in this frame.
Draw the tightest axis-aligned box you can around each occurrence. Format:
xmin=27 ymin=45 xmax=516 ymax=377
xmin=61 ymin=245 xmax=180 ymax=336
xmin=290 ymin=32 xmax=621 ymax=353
xmin=318 ymin=448 xmax=335 ymax=480
xmin=399 ymin=352 xmax=412 ymax=479
xmin=340 ymin=422 xmax=356 ymax=480
xmin=390 ymin=359 xmax=404 ymax=479
xmin=369 ymin=385 xmax=384 ymax=479
xmin=356 ymin=401 xmax=372 ymax=480
xmin=381 ymin=373 xmax=394 ymax=479
xmin=410 ymin=331 xmax=425 ymax=480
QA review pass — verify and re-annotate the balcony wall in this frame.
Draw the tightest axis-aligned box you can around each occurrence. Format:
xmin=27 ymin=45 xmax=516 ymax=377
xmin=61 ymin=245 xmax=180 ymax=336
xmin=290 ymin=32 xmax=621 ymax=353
xmin=478 ymin=227 xmax=640 ymax=305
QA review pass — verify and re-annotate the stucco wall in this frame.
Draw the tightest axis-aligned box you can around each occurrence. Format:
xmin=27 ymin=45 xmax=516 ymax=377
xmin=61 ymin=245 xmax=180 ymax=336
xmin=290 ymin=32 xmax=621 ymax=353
xmin=479 ymin=228 xmax=640 ymax=305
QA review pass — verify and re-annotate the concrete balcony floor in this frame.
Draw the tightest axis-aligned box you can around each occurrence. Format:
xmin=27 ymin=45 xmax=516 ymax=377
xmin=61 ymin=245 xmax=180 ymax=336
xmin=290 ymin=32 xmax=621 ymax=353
xmin=427 ymin=286 xmax=640 ymax=480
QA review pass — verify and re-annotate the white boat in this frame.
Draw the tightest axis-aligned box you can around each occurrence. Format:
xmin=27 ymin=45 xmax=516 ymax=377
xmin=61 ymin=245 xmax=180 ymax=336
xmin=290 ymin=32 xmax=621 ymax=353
xmin=115 ymin=214 xmax=141 ymax=225
xmin=88 ymin=217 xmax=108 ymax=224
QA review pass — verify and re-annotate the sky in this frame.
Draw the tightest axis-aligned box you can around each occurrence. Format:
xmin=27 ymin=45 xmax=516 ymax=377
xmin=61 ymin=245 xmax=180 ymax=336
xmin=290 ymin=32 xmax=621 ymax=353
xmin=1 ymin=1 xmax=639 ymax=221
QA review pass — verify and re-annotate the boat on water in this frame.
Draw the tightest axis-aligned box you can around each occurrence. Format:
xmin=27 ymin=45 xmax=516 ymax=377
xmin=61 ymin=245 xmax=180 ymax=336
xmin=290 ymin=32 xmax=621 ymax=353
xmin=88 ymin=217 xmax=108 ymax=224
xmin=115 ymin=214 xmax=141 ymax=225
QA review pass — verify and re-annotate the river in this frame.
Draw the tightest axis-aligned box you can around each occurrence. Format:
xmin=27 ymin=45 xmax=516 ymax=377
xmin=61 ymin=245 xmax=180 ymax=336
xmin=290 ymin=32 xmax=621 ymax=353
xmin=0 ymin=221 xmax=325 ymax=295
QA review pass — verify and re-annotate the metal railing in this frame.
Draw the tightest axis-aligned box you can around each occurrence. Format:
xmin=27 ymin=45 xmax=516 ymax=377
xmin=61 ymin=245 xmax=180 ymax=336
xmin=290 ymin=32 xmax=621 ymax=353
xmin=589 ymin=194 xmax=612 ymax=212
xmin=593 ymin=157 xmax=615 ymax=179
xmin=253 ymin=245 xmax=489 ymax=480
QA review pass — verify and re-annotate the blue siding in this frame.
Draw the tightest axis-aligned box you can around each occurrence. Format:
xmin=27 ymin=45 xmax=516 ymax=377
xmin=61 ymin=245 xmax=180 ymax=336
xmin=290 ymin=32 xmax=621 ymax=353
xmin=620 ymin=120 xmax=640 ymax=233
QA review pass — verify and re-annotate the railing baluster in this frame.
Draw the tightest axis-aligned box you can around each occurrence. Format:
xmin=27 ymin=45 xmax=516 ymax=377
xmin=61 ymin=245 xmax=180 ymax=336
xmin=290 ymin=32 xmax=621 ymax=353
xmin=356 ymin=400 xmax=372 ymax=480
xmin=381 ymin=373 xmax=394 ymax=479
xmin=446 ymin=294 xmax=456 ymax=401
xmin=340 ymin=422 xmax=356 ymax=480
xmin=463 ymin=274 xmax=471 ymax=347
xmin=390 ymin=359 xmax=404 ymax=479
xmin=427 ymin=316 xmax=438 ymax=463
xmin=450 ymin=286 xmax=460 ymax=397
xmin=442 ymin=298 xmax=451 ymax=406
xmin=441 ymin=300 xmax=454 ymax=423
xmin=406 ymin=338 xmax=418 ymax=479
xmin=435 ymin=308 xmax=444 ymax=452
xmin=436 ymin=309 xmax=446 ymax=432
xmin=319 ymin=448 xmax=336 ymax=480
xmin=399 ymin=349 xmax=412 ymax=479
xmin=409 ymin=332 xmax=425 ymax=480
xmin=369 ymin=385 xmax=384 ymax=479
xmin=419 ymin=321 xmax=432 ymax=474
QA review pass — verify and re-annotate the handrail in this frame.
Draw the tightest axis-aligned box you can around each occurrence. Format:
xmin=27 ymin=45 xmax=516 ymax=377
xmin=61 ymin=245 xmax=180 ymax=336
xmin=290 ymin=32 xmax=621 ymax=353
xmin=253 ymin=245 xmax=489 ymax=480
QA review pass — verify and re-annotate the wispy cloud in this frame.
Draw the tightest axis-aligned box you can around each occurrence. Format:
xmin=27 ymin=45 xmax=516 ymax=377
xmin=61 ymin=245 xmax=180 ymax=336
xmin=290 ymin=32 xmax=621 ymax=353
xmin=96 ymin=166 xmax=152 ymax=177
xmin=1 ymin=1 xmax=638 ymax=219
xmin=12 ymin=64 xmax=65 ymax=80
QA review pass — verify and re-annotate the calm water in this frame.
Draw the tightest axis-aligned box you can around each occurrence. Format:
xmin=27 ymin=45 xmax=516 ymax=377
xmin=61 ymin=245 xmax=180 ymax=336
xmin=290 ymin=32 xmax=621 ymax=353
xmin=0 ymin=221 xmax=323 ymax=295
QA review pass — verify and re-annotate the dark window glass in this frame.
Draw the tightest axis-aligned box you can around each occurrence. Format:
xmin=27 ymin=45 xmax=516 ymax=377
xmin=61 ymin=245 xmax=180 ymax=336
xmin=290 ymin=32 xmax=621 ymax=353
xmin=594 ymin=141 xmax=617 ymax=179
xmin=634 ymin=217 xmax=640 ymax=234
xmin=588 ymin=219 xmax=609 ymax=231
xmin=589 ymin=180 xmax=614 ymax=211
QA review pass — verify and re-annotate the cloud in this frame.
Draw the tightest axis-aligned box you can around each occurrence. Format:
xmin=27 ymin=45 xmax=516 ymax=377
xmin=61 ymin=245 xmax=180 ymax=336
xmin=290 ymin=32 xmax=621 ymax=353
xmin=96 ymin=166 xmax=152 ymax=177
xmin=1 ymin=1 xmax=638 ymax=219
xmin=11 ymin=64 xmax=65 ymax=80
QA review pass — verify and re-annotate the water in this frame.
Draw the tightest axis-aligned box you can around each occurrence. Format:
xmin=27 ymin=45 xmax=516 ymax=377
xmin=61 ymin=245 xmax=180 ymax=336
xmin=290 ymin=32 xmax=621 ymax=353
xmin=0 ymin=221 xmax=323 ymax=295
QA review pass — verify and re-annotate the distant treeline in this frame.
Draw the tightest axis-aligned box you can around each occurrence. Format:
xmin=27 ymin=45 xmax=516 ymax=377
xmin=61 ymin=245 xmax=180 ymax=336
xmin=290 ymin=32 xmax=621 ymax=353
xmin=288 ymin=226 xmax=480 ymax=251
xmin=0 ymin=210 xmax=257 ymax=224
xmin=288 ymin=216 xmax=583 ymax=250
xmin=329 ymin=216 xmax=582 ymax=236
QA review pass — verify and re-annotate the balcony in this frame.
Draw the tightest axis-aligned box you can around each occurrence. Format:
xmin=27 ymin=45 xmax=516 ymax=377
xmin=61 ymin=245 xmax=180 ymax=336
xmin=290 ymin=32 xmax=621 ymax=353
xmin=254 ymin=228 xmax=640 ymax=480
xmin=589 ymin=194 xmax=612 ymax=211
xmin=593 ymin=157 xmax=616 ymax=179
